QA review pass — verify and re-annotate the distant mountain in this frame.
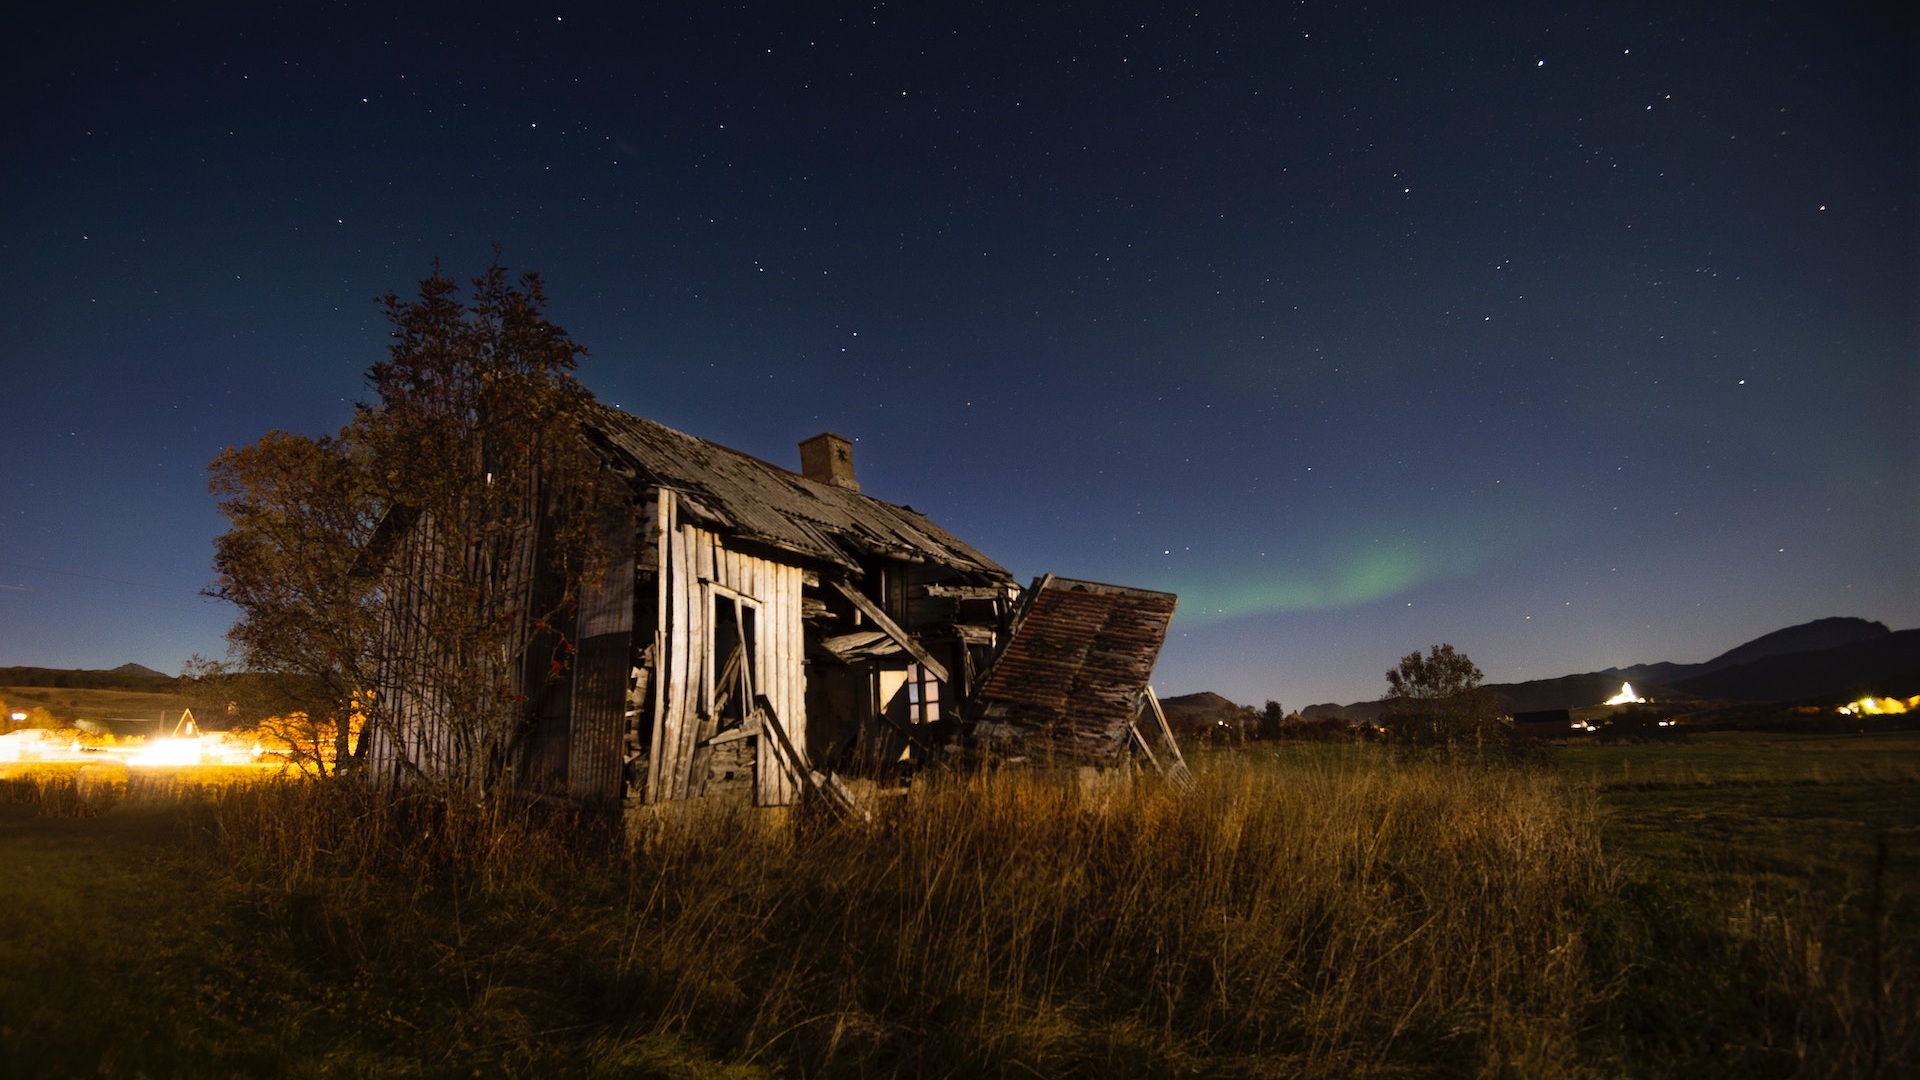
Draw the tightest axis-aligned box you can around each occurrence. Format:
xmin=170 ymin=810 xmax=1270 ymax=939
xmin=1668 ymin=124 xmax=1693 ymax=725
xmin=0 ymin=664 xmax=177 ymax=690
xmin=1488 ymin=672 xmax=1686 ymax=715
xmin=1667 ymin=628 xmax=1920 ymax=703
xmin=1157 ymin=691 xmax=1250 ymax=737
xmin=1298 ymin=617 xmax=1918 ymax=716
xmin=1301 ymin=699 xmax=1383 ymax=724
xmin=1689 ymin=617 xmax=1888 ymax=674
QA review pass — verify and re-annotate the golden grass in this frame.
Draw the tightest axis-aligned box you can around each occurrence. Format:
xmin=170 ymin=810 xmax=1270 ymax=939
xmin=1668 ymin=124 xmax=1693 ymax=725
xmin=173 ymin=752 xmax=1615 ymax=1076
xmin=6 ymin=741 xmax=1908 ymax=1077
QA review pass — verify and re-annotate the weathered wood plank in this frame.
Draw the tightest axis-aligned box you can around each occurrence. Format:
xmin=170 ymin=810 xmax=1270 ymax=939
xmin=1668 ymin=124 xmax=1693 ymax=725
xmin=830 ymin=579 xmax=950 ymax=684
xmin=780 ymin=561 xmax=802 ymax=804
xmin=1143 ymin=688 xmax=1193 ymax=790
xmin=754 ymin=694 xmax=809 ymax=802
xmin=917 ymin=583 xmax=1007 ymax=601
xmin=567 ymin=505 xmax=635 ymax=803
xmin=677 ymin=526 xmax=712 ymax=799
xmin=646 ymin=490 xmax=673 ymax=802
xmin=664 ymin=521 xmax=696 ymax=799
xmin=647 ymin=493 xmax=671 ymax=800
xmin=757 ymin=557 xmax=777 ymax=806
xmin=783 ymin=562 xmax=802 ymax=786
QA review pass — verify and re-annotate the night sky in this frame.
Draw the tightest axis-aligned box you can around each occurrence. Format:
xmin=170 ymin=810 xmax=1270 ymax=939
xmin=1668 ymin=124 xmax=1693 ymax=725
xmin=3 ymin=2 xmax=1914 ymax=708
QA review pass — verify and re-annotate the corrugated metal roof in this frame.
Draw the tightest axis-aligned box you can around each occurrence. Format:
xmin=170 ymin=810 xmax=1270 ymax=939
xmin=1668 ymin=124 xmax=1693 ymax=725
xmin=585 ymin=403 xmax=1011 ymax=579
xmin=969 ymin=576 xmax=1178 ymax=761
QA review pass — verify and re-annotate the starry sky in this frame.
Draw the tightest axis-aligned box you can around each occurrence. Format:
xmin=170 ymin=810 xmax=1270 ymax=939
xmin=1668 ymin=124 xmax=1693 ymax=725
xmin=3 ymin=2 xmax=1914 ymax=708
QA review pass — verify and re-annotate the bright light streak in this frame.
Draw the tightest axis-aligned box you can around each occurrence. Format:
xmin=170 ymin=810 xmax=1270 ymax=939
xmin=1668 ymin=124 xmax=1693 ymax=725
xmin=0 ymin=729 xmax=279 ymax=769
xmin=130 ymin=736 xmax=207 ymax=766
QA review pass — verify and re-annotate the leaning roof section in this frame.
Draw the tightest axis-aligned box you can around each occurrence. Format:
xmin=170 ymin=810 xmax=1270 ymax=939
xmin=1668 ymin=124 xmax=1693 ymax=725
xmin=970 ymin=575 xmax=1179 ymax=754
xmin=585 ymin=403 xmax=1010 ymax=579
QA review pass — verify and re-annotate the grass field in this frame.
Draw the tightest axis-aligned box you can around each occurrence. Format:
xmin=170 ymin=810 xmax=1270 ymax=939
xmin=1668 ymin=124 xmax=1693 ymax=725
xmin=1 ymin=684 xmax=195 ymax=725
xmin=1562 ymin=732 xmax=1918 ymax=1078
xmin=0 ymin=735 xmax=1911 ymax=1078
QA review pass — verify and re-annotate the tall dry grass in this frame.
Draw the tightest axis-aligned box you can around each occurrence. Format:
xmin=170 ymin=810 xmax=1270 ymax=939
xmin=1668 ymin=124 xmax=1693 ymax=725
xmin=183 ymin=750 xmax=1615 ymax=1076
xmin=16 ymin=744 xmax=1907 ymax=1075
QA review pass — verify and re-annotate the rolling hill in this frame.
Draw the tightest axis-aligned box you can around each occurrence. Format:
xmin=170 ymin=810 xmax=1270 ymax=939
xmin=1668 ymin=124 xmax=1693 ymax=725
xmin=1301 ymin=617 xmax=1919 ymax=720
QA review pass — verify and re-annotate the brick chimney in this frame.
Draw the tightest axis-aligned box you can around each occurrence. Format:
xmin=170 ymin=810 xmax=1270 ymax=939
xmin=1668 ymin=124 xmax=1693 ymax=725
xmin=798 ymin=432 xmax=859 ymax=491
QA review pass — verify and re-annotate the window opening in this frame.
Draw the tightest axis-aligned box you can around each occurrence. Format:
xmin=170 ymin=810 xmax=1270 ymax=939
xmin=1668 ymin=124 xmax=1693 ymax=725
xmin=904 ymin=662 xmax=940 ymax=725
xmin=707 ymin=593 xmax=758 ymax=727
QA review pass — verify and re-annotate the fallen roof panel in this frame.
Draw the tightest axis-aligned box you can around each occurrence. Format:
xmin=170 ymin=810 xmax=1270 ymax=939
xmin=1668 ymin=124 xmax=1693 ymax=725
xmin=969 ymin=576 xmax=1178 ymax=761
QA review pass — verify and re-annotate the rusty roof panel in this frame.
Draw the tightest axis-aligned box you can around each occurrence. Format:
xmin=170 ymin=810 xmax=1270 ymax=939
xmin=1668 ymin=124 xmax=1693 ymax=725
xmin=969 ymin=576 xmax=1178 ymax=761
xmin=586 ymin=403 xmax=1011 ymax=580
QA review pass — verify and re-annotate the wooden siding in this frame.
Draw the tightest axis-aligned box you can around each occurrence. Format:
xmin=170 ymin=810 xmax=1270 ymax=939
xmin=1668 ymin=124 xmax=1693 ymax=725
xmin=364 ymin=503 xmax=544 ymax=791
xmin=648 ymin=490 xmax=810 ymax=806
xmin=566 ymin=505 xmax=635 ymax=803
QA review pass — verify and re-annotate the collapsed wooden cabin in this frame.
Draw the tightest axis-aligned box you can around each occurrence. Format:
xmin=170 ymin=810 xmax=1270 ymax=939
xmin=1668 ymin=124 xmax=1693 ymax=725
xmin=363 ymin=401 xmax=1187 ymax=812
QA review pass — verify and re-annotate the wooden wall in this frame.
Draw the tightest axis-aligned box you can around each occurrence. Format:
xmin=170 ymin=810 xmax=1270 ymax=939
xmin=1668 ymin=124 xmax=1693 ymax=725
xmin=566 ymin=505 xmax=635 ymax=804
xmin=647 ymin=490 xmax=809 ymax=806
xmin=366 ymin=487 xmax=813 ymax=809
xmin=365 ymin=507 xmax=540 ymax=791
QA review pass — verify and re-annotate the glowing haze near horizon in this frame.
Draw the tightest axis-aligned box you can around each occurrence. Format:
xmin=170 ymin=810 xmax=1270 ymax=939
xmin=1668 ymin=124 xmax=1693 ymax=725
xmin=1 ymin=2 xmax=1914 ymax=707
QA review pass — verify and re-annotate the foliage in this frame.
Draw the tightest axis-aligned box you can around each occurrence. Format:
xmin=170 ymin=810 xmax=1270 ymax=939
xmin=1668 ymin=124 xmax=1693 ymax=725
xmin=1271 ymin=713 xmax=1365 ymax=742
xmin=1385 ymin=641 xmax=1483 ymax=700
xmin=1256 ymin=699 xmax=1285 ymax=739
xmin=0 ymin=697 xmax=58 ymax=730
xmin=209 ymin=258 xmax=615 ymax=797
xmin=357 ymin=260 xmax=615 ymax=795
xmin=207 ymin=426 xmax=380 ymax=771
xmin=1380 ymin=642 xmax=1509 ymax=750
xmin=248 ymin=709 xmax=366 ymax=776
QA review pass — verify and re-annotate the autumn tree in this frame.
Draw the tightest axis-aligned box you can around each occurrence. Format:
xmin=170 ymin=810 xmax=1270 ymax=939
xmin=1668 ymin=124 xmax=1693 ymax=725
xmin=1256 ymin=700 xmax=1285 ymax=740
xmin=1379 ymin=643 xmax=1505 ymax=748
xmin=208 ymin=430 xmax=380 ymax=772
xmin=210 ymin=258 xmax=614 ymax=795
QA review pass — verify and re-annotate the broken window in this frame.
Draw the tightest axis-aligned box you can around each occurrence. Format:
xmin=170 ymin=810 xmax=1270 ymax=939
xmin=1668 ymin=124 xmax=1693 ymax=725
xmin=705 ymin=589 xmax=759 ymax=731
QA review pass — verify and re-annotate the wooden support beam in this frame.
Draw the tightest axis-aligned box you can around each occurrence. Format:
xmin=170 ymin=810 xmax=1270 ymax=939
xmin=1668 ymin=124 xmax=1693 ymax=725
xmin=753 ymin=694 xmax=810 ymax=792
xmin=1128 ymin=719 xmax=1167 ymax=777
xmin=701 ymin=717 xmax=762 ymax=746
xmin=873 ymin=705 xmax=939 ymax=757
xmin=829 ymin=579 xmax=949 ymax=684
xmin=1140 ymin=687 xmax=1194 ymax=790
xmin=754 ymin=694 xmax=867 ymax=820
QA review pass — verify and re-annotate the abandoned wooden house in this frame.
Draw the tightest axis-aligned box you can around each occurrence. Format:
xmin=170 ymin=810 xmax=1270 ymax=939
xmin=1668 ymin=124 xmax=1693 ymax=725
xmin=363 ymin=401 xmax=1186 ymax=810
